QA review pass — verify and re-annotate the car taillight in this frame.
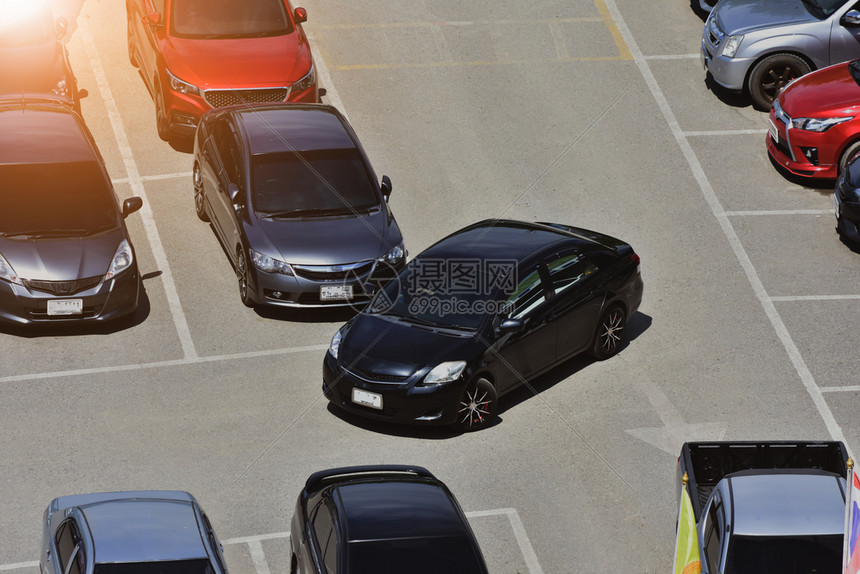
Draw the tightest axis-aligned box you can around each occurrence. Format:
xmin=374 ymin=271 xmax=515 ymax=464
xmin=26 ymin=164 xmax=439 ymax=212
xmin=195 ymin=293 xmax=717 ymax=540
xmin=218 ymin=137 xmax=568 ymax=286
xmin=631 ymin=253 xmax=640 ymax=268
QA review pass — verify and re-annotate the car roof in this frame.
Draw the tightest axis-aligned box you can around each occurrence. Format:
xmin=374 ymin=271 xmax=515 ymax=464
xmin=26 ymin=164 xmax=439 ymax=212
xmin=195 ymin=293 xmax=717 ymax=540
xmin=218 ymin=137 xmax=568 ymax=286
xmin=229 ymin=104 xmax=355 ymax=155
xmin=334 ymin=480 xmax=469 ymax=542
xmin=728 ymin=472 xmax=845 ymax=536
xmin=419 ymin=219 xmax=601 ymax=264
xmin=0 ymin=103 xmax=93 ymax=164
xmin=75 ymin=496 xmax=208 ymax=563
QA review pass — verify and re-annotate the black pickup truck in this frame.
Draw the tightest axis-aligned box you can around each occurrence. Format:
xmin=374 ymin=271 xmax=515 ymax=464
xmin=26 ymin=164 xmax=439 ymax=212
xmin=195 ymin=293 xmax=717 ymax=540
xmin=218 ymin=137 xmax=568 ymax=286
xmin=677 ymin=440 xmax=849 ymax=574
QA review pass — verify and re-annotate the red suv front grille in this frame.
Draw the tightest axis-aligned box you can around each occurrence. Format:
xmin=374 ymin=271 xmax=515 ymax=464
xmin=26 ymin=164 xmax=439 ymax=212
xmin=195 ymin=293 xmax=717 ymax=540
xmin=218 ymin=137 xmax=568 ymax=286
xmin=204 ymin=88 xmax=289 ymax=109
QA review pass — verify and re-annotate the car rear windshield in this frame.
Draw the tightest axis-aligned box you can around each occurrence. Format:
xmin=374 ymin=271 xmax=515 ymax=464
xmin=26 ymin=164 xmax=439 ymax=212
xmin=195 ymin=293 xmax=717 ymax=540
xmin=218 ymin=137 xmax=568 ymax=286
xmin=251 ymin=148 xmax=380 ymax=217
xmin=725 ymin=534 xmax=842 ymax=574
xmin=347 ymin=536 xmax=485 ymax=574
xmin=0 ymin=161 xmax=118 ymax=235
xmin=95 ymin=559 xmax=214 ymax=574
xmin=171 ymin=0 xmax=293 ymax=38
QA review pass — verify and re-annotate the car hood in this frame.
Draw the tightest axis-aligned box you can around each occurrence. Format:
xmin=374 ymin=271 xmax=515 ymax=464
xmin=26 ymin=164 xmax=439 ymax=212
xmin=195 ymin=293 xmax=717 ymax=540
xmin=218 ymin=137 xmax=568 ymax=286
xmin=780 ymin=61 xmax=860 ymax=115
xmin=250 ymin=209 xmax=401 ymax=266
xmin=163 ymin=34 xmax=312 ymax=89
xmin=0 ymin=41 xmax=64 ymax=93
xmin=714 ymin=0 xmax=814 ymax=35
xmin=0 ymin=229 xmax=124 ymax=280
xmin=340 ymin=313 xmax=480 ymax=376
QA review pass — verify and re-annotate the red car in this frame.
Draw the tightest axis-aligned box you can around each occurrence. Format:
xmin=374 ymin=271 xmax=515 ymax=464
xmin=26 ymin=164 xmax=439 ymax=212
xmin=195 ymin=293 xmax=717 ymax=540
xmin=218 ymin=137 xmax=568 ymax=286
xmin=767 ymin=59 xmax=860 ymax=180
xmin=126 ymin=0 xmax=320 ymax=143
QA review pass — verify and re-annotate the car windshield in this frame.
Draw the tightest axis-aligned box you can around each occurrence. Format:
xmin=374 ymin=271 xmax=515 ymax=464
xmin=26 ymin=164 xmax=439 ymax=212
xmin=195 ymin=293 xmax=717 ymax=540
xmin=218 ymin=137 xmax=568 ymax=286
xmin=251 ymin=148 xmax=380 ymax=217
xmin=0 ymin=161 xmax=117 ymax=236
xmin=95 ymin=559 xmax=215 ymax=574
xmin=802 ymin=0 xmax=849 ymax=18
xmin=347 ymin=536 xmax=485 ymax=574
xmin=0 ymin=7 xmax=52 ymax=46
xmin=171 ymin=0 xmax=293 ymax=38
xmin=725 ymin=534 xmax=842 ymax=574
xmin=370 ymin=258 xmax=515 ymax=330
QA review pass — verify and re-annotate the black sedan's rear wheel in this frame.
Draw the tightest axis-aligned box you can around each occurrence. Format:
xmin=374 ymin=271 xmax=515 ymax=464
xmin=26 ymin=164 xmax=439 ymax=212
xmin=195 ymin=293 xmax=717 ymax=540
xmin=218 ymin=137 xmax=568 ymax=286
xmin=589 ymin=305 xmax=626 ymax=360
xmin=236 ymin=249 xmax=254 ymax=308
xmin=747 ymin=53 xmax=810 ymax=111
xmin=456 ymin=378 xmax=497 ymax=432
xmin=193 ymin=163 xmax=209 ymax=222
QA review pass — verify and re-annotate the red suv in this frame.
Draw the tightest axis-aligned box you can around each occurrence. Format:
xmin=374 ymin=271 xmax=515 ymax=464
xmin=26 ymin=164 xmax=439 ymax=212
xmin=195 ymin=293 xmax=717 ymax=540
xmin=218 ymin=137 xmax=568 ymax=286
xmin=126 ymin=0 xmax=320 ymax=143
xmin=767 ymin=59 xmax=860 ymax=180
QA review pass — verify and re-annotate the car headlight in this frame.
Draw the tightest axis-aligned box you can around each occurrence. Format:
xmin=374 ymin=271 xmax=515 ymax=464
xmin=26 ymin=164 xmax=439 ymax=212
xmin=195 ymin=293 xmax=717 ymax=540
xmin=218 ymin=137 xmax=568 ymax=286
xmin=166 ymin=69 xmax=201 ymax=97
xmin=381 ymin=243 xmax=405 ymax=265
xmin=250 ymin=249 xmax=294 ymax=275
xmin=105 ymin=240 xmax=134 ymax=280
xmin=421 ymin=361 xmax=467 ymax=386
xmin=329 ymin=327 xmax=343 ymax=360
xmin=721 ymin=35 xmax=743 ymax=58
xmin=0 ymin=252 xmax=21 ymax=285
xmin=791 ymin=116 xmax=854 ymax=132
xmin=291 ymin=66 xmax=315 ymax=93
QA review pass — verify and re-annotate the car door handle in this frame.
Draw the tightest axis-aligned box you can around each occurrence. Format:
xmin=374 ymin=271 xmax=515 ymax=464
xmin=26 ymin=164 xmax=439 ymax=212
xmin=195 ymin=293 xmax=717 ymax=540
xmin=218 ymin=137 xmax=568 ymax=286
xmin=46 ymin=549 xmax=51 ymax=562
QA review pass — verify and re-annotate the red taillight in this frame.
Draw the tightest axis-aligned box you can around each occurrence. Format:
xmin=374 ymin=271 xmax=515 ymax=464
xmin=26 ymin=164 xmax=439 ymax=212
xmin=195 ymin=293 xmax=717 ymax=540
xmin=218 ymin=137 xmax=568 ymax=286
xmin=631 ymin=253 xmax=640 ymax=266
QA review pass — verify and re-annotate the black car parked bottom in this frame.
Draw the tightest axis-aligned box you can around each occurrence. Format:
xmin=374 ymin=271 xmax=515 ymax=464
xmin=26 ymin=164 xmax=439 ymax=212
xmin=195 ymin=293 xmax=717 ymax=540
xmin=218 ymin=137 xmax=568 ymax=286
xmin=323 ymin=219 xmax=643 ymax=431
xmin=835 ymin=152 xmax=860 ymax=245
xmin=290 ymin=465 xmax=489 ymax=574
xmin=193 ymin=103 xmax=405 ymax=309
xmin=0 ymin=101 xmax=142 ymax=325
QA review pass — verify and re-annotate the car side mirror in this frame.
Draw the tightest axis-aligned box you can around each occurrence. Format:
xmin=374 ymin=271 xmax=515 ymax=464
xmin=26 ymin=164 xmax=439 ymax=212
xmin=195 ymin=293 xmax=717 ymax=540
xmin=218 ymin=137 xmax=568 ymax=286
xmin=381 ymin=175 xmax=392 ymax=200
xmin=294 ymin=7 xmax=308 ymax=24
xmin=146 ymin=11 xmax=161 ymax=26
xmin=55 ymin=17 xmax=68 ymax=40
xmin=122 ymin=197 xmax=143 ymax=218
xmin=78 ymin=88 xmax=88 ymax=100
xmin=843 ymin=10 xmax=860 ymax=26
xmin=498 ymin=318 xmax=524 ymax=334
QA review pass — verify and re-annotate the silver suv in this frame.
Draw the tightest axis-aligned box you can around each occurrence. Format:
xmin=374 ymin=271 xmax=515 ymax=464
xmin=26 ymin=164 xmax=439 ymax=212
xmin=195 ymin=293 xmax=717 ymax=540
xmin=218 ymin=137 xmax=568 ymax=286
xmin=702 ymin=0 xmax=860 ymax=110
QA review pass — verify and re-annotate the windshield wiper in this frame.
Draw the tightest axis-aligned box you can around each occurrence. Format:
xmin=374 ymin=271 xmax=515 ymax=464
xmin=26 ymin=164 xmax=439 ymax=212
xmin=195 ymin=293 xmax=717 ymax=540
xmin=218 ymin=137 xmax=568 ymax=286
xmin=262 ymin=207 xmax=350 ymax=218
xmin=0 ymin=229 xmax=89 ymax=238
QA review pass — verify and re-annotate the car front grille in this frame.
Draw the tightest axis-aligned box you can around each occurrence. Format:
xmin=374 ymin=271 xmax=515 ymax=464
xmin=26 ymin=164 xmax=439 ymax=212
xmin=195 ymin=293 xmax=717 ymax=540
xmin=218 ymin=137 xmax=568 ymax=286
xmin=706 ymin=16 xmax=724 ymax=50
xmin=346 ymin=367 xmax=411 ymax=384
xmin=203 ymin=88 xmax=289 ymax=109
xmin=24 ymin=276 xmax=102 ymax=295
xmin=293 ymin=260 xmax=375 ymax=281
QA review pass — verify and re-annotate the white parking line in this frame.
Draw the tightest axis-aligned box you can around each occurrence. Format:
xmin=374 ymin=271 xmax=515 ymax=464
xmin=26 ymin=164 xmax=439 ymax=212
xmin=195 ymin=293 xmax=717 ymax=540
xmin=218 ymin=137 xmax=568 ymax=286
xmin=644 ymin=53 xmax=700 ymax=60
xmin=246 ymin=540 xmax=271 ymax=574
xmin=0 ymin=562 xmax=36 ymax=572
xmin=822 ymin=386 xmax=860 ymax=393
xmin=770 ymin=295 xmax=860 ymax=301
xmin=0 ymin=344 xmax=329 ymax=384
xmin=112 ymin=172 xmax=193 ymax=185
xmin=602 ymin=0 xmax=850 ymax=450
xmin=306 ymin=31 xmax=346 ymax=119
xmin=724 ymin=209 xmax=832 ymax=216
xmin=684 ymin=129 xmax=768 ymax=136
xmin=80 ymin=22 xmax=198 ymax=360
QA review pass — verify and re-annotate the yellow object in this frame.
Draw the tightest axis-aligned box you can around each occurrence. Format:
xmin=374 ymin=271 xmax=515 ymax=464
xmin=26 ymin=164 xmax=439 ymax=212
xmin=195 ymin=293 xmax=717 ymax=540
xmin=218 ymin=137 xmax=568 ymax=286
xmin=674 ymin=483 xmax=702 ymax=574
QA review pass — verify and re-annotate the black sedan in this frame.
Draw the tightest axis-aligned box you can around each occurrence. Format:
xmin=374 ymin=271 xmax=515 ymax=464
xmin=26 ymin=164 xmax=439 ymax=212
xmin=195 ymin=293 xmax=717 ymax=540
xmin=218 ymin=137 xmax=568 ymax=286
xmin=40 ymin=491 xmax=228 ymax=574
xmin=835 ymin=152 xmax=860 ymax=245
xmin=0 ymin=101 xmax=142 ymax=325
xmin=193 ymin=103 xmax=405 ymax=308
xmin=0 ymin=4 xmax=86 ymax=112
xmin=290 ymin=465 xmax=489 ymax=574
xmin=323 ymin=219 xmax=643 ymax=431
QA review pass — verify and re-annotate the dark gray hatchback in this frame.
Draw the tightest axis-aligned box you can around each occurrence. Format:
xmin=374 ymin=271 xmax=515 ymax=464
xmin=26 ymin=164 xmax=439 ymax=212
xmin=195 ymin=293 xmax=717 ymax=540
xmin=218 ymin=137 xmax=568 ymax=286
xmin=0 ymin=101 xmax=142 ymax=325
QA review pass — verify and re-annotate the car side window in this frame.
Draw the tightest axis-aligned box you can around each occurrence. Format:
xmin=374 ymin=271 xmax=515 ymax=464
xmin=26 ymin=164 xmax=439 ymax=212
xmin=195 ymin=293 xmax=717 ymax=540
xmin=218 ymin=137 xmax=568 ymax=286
xmin=212 ymin=120 xmax=243 ymax=189
xmin=311 ymin=499 xmax=336 ymax=573
xmin=546 ymin=252 xmax=597 ymax=296
xmin=504 ymin=267 xmax=547 ymax=319
xmin=201 ymin=512 xmax=226 ymax=573
xmin=703 ymin=493 xmax=724 ymax=573
xmin=55 ymin=520 xmax=83 ymax=574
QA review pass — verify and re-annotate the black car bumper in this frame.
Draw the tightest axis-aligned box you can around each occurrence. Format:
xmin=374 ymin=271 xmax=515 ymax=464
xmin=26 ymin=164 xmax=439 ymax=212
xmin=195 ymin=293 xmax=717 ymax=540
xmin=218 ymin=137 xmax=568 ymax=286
xmin=0 ymin=267 xmax=139 ymax=325
xmin=835 ymin=192 xmax=860 ymax=244
xmin=322 ymin=352 xmax=464 ymax=425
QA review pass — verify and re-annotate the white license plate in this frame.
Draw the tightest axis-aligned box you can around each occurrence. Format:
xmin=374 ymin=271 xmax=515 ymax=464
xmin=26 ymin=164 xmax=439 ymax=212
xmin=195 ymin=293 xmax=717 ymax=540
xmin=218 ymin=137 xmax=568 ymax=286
xmin=768 ymin=118 xmax=778 ymax=142
xmin=320 ymin=284 xmax=353 ymax=301
xmin=47 ymin=299 xmax=82 ymax=316
xmin=351 ymin=388 xmax=383 ymax=410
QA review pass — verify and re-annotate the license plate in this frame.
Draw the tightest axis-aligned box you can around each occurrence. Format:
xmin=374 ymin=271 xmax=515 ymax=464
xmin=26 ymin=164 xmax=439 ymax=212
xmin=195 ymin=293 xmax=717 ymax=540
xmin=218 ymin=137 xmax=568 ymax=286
xmin=768 ymin=118 xmax=778 ymax=142
xmin=321 ymin=284 xmax=353 ymax=301
xmin=47 ymin=299 xmax=82 ymax=316
xmin=352 ymin=388 xmax=383 ymax=410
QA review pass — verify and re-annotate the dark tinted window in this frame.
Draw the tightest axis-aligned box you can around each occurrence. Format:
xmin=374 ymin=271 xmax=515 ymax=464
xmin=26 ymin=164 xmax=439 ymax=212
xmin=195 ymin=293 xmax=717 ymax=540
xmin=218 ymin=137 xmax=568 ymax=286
xmin=347 ymin=536 xmax=485 ymax=574
xmin=55 ymin=521 xmax=78 ymax=570
xmin=0 ymin=162 xmax=117 ymax=236
xmin=171 ymin=0 xmax=292 ymax=38
xmin=95 ymin=560 xmax=215 ymax=574
xmin=505 ymin=267 xmax=545 ymax=319
xmin=703 ymin=497 xmax=723 ymax=572
xmin=725 ymin=534 xmax=842 ymax=574
xmin=311 ymin=500 xmax=336 ymax=573
xmin=547 ymin=253 xmax=597 ymax=295
xmin=251 ymin=149 xmax=379 ymax=216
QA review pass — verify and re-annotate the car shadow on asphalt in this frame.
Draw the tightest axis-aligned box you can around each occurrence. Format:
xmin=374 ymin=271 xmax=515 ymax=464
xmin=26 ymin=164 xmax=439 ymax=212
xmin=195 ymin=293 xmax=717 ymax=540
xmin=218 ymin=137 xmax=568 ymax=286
xmin=689 ymin=0 xmax=710 ymax=22
xmin=703 ymin=74 xmax=752 ymax=109
xmin=255 ymin=305 xmax=358 ymax=324
xmin=0 ymin=271 xmax=156 ymax=338
xmin=324 ymin=311 xmax=653 ymax=438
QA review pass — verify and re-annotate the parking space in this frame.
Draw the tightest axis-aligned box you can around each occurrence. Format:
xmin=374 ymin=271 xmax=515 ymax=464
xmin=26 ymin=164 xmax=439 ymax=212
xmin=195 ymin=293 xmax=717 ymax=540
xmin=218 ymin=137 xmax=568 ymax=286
xmin=2 ymin=0 xmax=860 ymax=571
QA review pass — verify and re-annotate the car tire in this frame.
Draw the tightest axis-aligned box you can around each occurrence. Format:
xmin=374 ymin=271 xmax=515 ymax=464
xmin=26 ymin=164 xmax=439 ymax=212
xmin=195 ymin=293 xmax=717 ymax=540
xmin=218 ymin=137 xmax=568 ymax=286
xmin=456 ymin=377 xmax=497 ymax=432
xmin=290 ymin=556 xmax=299 ymax=574
xmin=127 ymin=17 xmax=138 ymax=68
xmin=838 ymin=140 xmax=860 ymax=175
xmin=236 ymin=249 xmax=255 ymax=308
xmin=747 ymin=53 xmax=810 ymax=111
xmin=589 ymin=304 xmax=626 ymax=361
xmin=193 ymin=163 xmax=209 ymax=222
xmin=155 ymin=79 xmax=171 ymax=142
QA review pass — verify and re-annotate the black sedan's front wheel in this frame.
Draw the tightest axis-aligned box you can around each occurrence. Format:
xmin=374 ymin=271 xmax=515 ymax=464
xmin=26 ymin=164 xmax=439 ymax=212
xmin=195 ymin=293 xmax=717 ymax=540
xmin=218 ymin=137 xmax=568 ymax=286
xmin=456 ymin=378 xmax=497 ymax=432
xmin=193 ymin=163 xmax=209 ymax=222
xmin=590 ymin=305 xmax=626 ymax=360
xmin=236 ymin=250 xmax=254 ymax=308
